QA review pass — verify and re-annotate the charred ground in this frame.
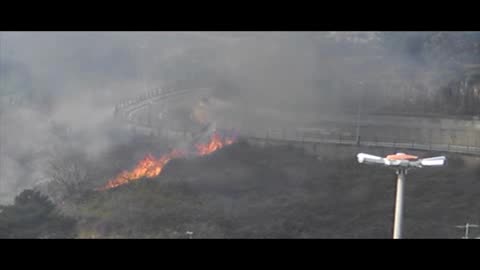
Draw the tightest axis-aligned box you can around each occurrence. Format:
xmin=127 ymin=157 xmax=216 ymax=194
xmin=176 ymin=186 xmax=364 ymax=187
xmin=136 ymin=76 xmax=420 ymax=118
xmin=7 ymin=137 xmax=475 ymax=239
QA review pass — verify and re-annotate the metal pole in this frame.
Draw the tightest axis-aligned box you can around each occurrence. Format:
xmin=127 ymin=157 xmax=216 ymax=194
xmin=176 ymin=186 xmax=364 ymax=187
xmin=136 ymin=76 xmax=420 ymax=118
xmin=393 ymin=169 xmax=406 ymax=239
xmin=355 ymin=105 xmax=361 ymax=145
xmin=356 ymin=82 xmax=364 ymax=146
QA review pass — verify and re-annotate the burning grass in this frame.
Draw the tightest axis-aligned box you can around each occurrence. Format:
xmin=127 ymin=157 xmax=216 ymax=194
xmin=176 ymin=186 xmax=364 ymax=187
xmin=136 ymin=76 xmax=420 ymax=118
xmin=40 ymin=138 xmax=480 ymax=238
xmin=97 ymin=131 xmax=237 ymax=191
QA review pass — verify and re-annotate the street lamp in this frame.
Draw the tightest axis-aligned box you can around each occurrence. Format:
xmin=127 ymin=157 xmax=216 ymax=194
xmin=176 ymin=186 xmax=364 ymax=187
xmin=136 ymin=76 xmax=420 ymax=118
xmin=355 ymin=81 xmax=364 ymax=145
xmin=357 ymin=152 xmax=447 ymax=239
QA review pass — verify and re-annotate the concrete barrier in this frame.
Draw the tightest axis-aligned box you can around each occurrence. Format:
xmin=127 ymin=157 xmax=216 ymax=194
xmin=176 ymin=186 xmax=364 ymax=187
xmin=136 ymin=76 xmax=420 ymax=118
xmin=115 ymin=88 xmax=480 ymax=157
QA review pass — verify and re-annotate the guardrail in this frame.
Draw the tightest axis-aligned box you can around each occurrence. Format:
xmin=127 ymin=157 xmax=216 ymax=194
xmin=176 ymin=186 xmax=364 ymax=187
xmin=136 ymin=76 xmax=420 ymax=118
xmin=240 ymin=129 xmax=480 ymax=156
xmin=114 ymin=87 xmax=212 ymax=122
xmin=115 ymin=88 xmax=480 ymax=157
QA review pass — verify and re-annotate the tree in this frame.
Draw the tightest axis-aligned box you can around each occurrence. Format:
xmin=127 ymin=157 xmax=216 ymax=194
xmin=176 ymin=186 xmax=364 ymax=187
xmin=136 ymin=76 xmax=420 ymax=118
xmin=44 ymin=148 xmax=96 ymax=204
xmin=0 ymin=189 xmax=76 ymax=238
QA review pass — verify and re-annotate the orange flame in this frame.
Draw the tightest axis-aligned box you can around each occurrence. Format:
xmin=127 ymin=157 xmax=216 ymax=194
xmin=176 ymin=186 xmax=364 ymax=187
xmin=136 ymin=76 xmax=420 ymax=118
xmin=195 ymin=132 xmax=234 ymax=155
xmin=97 ymin=149 xmax=185 ymax=191
xmin=98 ymin=132 xmax=236 ymax=191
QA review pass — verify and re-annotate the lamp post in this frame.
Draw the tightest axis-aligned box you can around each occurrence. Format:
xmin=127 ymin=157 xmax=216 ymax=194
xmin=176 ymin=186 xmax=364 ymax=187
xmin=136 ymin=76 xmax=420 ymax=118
xmin=357 ymin=152 xmax=447 ymax=239
xmin=355 ymin=82 xmax=364 ymax=146
xmin=393 ymin=168 xmax=406 ymax=239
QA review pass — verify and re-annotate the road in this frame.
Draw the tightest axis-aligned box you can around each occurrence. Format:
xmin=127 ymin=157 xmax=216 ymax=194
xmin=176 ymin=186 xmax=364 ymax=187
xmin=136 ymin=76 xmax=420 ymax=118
xmin=114 ymin=88 xmax=480 ymax=156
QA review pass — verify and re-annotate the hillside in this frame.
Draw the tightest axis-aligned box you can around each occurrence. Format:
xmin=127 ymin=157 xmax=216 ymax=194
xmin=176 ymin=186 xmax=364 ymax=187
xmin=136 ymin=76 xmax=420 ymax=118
xmin=40 ymin=140 xmax=480 ymax=238
xmin=3 ymin=32 xmax=480 ymax=238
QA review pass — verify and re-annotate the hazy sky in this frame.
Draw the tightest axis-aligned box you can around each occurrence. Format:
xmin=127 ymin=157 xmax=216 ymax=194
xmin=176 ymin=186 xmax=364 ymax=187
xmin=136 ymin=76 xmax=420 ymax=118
xmin=0 ymin=31 xmax=476 ymax=203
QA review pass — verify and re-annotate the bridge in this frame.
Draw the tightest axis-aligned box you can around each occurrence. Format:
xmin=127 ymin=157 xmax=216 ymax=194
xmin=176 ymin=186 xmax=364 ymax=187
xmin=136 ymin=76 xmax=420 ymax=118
xmin=113 ymin=87 xmax=480 ymax=157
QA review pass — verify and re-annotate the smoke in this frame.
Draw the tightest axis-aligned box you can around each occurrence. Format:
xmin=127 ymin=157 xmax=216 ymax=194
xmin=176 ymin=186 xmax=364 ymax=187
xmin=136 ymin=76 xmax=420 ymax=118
xmin=0 ymin=31 xmax=477 ymax=203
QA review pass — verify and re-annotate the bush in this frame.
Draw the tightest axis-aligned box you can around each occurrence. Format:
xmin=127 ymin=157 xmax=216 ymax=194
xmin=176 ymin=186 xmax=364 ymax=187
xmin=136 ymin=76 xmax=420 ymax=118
xmin=0 ymin=189 xmax=77 ymax=238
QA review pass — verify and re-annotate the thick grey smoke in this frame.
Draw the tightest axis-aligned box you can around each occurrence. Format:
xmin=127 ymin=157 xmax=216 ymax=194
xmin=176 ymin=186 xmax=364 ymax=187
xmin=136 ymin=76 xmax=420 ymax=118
xmin=0 ymin=31 xmax=475 ymax=203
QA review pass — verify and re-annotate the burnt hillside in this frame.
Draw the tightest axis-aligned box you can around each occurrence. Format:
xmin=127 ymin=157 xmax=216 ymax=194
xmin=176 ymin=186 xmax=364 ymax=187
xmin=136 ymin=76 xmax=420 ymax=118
xmin=56 ymin=140 xmax=480 ymax=238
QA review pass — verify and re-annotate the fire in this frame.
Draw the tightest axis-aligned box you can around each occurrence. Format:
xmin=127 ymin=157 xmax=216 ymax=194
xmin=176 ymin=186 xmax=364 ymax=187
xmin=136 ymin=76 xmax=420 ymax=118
xmin=195 ymin=132 xmax=235 ymax=155
xmin=98 ymin=131 xmax=236 ymax=191
xmin=97 ymin=149 xmax=185 ymax=191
